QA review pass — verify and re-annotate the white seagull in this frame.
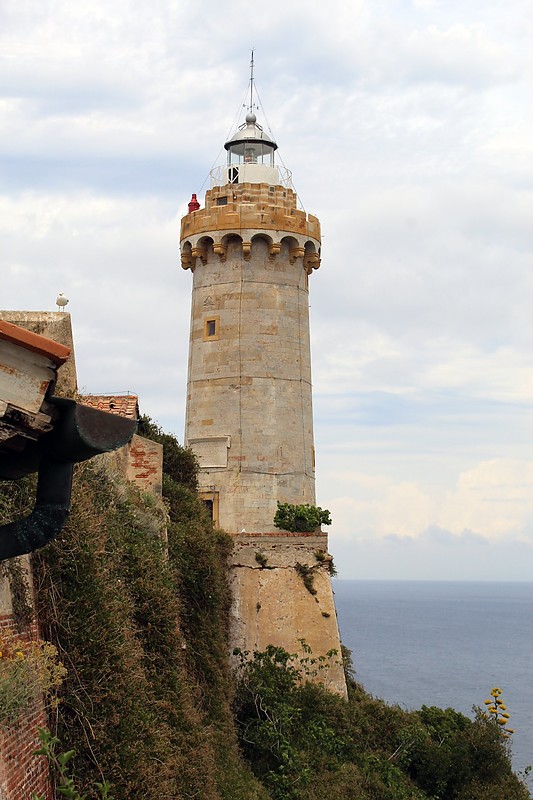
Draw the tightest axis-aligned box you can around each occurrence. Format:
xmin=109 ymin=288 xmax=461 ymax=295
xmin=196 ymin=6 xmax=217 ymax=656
xmin=56 ymin=293 xmax=69 ymax=311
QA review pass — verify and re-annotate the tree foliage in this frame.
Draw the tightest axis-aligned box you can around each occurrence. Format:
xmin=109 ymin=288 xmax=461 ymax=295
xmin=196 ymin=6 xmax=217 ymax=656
xmin=137 ymin=414 xmax=198 ymax=492
xmin=273 ymin=502 xmax=331 ymax=532
xmin=234 ymin=645 xmax=530 ymax=800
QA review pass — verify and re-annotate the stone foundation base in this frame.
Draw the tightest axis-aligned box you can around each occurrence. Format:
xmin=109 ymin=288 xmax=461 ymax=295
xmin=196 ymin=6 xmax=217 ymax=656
xmin=229 ymin=534 xmax=347 ymax=698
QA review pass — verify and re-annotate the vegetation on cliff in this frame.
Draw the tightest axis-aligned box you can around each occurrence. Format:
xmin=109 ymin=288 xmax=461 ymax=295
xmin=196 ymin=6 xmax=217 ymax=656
xmin=0 ymin=420 xmax=528 ymax=799
xmin=234 ymin=647 xmax=529 ymax=800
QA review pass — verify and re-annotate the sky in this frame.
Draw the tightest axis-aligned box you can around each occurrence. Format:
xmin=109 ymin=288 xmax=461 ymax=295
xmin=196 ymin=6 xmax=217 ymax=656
xmin=2 ymin=0 xmax=533 ymax=580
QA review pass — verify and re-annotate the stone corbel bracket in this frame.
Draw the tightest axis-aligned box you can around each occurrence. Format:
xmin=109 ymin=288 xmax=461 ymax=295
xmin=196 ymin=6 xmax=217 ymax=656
xmin=303 ymin=251 xmax=321 ymax=273
xmin=213 ymin=242 xmax=227 ymax=262
xmin=181 ymin=229 xmax=321 ymax=273
xmin=191 ymin=244 xmax=208 ymax=265
xmin=289 ymin=246 xmax=305 ymax=265
xmin=268 ymin=242 xmax=281 ymax=262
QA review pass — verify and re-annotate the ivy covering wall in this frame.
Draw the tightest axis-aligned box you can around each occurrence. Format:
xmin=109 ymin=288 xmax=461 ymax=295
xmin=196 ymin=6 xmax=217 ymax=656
xmin=29 ymin=425 xmax=268 ymax=800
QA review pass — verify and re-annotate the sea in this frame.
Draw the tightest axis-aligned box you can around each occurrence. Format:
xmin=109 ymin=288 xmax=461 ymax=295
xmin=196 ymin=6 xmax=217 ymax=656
xmin=333 ymin=580 xmax=533 ymax=786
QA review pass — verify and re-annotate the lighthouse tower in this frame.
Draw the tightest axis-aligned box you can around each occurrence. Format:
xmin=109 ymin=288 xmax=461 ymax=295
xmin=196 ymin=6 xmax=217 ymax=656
xmin=180 ymin=81 xmax=346 ymax=695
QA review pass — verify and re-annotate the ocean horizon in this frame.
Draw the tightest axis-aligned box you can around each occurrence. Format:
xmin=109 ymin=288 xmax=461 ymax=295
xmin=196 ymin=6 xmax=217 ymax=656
xmin=333 ymin=579 xmax=533 ymax=786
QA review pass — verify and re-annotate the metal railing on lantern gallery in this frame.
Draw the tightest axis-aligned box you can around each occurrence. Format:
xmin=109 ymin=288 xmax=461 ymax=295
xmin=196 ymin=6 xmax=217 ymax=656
xmin=209 ymin=164 xmax=294 ymax=190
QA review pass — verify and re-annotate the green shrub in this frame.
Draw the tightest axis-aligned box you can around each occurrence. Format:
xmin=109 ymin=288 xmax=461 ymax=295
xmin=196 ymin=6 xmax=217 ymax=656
xmin=273 ymin=503 xmax=331 ymax=532
xmin=233 ymin=643 xmax=529 ymax=800
xmin=32 ymin=728 xmax=114 ymax=800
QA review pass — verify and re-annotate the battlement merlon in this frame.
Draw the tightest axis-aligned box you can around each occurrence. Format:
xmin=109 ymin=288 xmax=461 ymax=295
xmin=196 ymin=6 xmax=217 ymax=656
xmin=180 ymin=183 xmax=321 ymax=249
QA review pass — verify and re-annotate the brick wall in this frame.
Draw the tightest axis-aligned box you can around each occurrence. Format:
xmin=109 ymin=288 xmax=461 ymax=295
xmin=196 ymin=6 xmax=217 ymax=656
xmin=106 ymin=434 xmax=163 ymax=497
xmin=0 ymin=614 xmax=51 ymax=800
xmin=125 ymin=435 xmax=163 ymax=495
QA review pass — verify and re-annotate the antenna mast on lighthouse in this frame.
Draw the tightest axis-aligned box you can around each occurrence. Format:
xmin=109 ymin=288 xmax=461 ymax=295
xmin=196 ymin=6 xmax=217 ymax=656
xmin=248 ymin=49 xmax=255 ymax=114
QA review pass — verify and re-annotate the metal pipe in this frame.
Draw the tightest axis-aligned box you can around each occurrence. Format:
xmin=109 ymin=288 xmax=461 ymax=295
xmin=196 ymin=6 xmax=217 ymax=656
xmin=0 ymin=456 xmax=73 ymax=561
xmin=0 ymin=397 xmax=137 ymax=560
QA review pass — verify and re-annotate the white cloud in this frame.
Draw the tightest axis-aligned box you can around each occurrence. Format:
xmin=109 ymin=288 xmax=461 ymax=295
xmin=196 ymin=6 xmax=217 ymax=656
xmin=328 ymin=478 xmax=435 ymax=539
xmin=481 ymin=126 xmax=533 ymax=181
xmin=330 ymin=528 xmax=533 ymax=580
xmin=412 ymin=0 xmax=440 ymax=9
xmin=403 ymin=23 xmax=516 ymax=85
xmin=2 ymin=0 xmax=533 ymax=579
xmin=440 ymin=460 xmax=533 ymax=538
xmin=323 ymin=459 xmax=533 ymax=552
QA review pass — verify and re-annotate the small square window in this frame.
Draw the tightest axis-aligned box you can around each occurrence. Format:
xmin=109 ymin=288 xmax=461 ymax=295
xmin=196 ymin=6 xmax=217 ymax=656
xmin=203 ymin=317 xmax=219 ymax=340
xmin=216 ymin=196 xmax=228 ymax=206
xmin=199 ymin=491 xmax=219 ymax=526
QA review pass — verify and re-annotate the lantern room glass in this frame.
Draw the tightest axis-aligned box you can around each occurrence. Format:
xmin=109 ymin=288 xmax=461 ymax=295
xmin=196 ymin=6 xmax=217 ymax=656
xmin=227 ymin=141 xmax=275 ymax=166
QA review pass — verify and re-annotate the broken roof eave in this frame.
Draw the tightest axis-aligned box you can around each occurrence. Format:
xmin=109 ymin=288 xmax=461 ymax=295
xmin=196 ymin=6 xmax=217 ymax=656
xmin=0 ymin=319 xmax=71 ymax=366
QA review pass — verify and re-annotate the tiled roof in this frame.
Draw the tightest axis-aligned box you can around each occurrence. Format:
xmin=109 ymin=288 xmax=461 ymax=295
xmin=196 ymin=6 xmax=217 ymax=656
xmin=80 ymin=394 xmax=139 ymax=420
xmin=0 ymin=319 xmax=70 ymax=365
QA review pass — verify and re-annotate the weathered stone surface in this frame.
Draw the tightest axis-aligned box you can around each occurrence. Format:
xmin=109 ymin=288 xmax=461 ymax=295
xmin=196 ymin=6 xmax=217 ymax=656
xmin=181 ymin=183 xmax=321 ymax=244
xmin=183 ymin=234 xmax=316 ymax=535
xmin=181 ymin=174 xmax=347 ymax=697
xmin=0 ymin=312 xmax=77 ymax=396
xmin=229 ymin=542 xmax=347 ymax=698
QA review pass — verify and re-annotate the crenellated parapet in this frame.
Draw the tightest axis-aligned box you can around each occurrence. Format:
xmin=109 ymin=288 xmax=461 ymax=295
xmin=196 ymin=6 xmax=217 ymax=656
xmin=180 ymin=182 xmax=321 ymax=247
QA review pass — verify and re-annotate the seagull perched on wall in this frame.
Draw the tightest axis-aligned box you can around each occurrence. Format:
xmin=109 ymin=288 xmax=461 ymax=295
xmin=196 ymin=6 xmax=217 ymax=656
xmin=56 ymin=293 xmax=69 ymax=311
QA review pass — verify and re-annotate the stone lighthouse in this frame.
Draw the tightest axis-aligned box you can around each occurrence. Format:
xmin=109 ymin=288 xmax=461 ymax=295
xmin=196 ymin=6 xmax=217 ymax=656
xmin=180 ymin=93 xmax=346 ymax=695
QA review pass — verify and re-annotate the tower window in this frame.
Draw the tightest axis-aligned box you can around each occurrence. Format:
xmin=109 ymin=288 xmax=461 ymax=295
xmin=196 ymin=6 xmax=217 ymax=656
xmin=216 ymin=196 xmax=228 ymax=206
xmin=203 ymin=317 xmax=219 ymax=340
xmin=199 ymin=491 xmax=219 ymax=526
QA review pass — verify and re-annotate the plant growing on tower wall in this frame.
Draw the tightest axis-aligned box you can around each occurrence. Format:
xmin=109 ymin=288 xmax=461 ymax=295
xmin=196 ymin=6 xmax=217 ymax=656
xmin=274 ymin=502 xmax=331 ymax=533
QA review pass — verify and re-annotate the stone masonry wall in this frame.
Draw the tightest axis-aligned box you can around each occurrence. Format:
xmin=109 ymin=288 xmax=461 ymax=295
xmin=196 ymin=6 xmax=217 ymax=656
xmin=229 ymin=533 xmax=347 ymax=698
xmin=0 ymin=312 xmax=77 ymax=397
xmin=184 ymin=235 xmax=316 ymax=534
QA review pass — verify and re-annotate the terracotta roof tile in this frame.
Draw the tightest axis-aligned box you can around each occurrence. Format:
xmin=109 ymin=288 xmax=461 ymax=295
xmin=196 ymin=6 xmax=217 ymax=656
xmin=80 ymin=394 xmax=139 ymax=420
xmin=0 ymin=319 xmax=70 ymax=365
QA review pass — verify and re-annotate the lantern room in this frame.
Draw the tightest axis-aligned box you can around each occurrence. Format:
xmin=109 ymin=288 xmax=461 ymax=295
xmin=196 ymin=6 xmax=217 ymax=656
xmin=217 ymin=111 xmax=282 ymax=187
xmin=225 ymin=112 xmax=277 ymax=165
